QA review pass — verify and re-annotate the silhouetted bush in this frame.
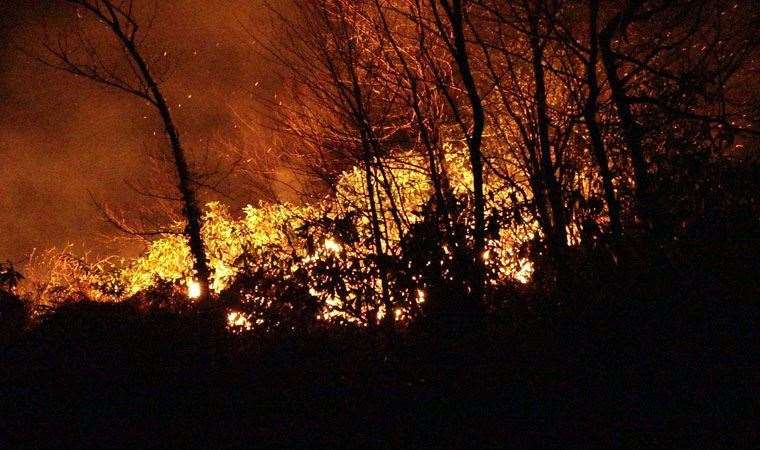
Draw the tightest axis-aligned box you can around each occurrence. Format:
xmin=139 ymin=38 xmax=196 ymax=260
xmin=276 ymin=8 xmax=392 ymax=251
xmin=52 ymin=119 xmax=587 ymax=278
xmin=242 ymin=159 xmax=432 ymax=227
xmin=0 ymin=290 xmax=27 ymax=344
xmin=1 ymin=238 xmax=756 ymax=448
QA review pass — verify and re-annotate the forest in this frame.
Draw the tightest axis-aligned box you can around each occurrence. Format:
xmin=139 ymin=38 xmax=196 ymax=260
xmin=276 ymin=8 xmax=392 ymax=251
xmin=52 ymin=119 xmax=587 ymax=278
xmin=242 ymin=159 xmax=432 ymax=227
xmin=1 ymin=0 xmax=758 ymax=448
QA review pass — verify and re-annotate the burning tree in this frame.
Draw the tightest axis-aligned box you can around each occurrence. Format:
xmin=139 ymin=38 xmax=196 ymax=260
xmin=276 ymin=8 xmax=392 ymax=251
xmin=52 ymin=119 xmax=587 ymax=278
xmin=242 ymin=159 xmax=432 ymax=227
xmin=39 ymin=0 xmax=212 ymax=301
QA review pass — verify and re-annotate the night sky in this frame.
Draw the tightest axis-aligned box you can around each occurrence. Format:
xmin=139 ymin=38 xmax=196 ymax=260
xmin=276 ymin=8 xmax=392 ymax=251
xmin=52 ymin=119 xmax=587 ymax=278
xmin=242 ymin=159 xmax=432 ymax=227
xmin=0 ymin=0 xmax=286 ymax=263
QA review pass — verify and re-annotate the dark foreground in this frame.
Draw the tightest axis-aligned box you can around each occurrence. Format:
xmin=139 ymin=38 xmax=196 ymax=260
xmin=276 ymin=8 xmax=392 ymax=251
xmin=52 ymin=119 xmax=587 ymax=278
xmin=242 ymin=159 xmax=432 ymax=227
xmin=1 ymin=244 xmax=757 ymax=448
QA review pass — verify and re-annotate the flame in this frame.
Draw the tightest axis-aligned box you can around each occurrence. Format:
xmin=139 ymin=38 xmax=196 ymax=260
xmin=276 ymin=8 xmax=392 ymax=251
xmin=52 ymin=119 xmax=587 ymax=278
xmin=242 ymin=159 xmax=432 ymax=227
xmin=227 ymin=310 xmax=252 ymax=331
xmin=324 ymin=237 xmax=342 ymax=253
xmin=187 ymin=279 xmax=202 ymax=299
xmin=513 ymin=260 xmax=534 ymax=284
xmin=99 ymin=148 xmax=540 ymax=324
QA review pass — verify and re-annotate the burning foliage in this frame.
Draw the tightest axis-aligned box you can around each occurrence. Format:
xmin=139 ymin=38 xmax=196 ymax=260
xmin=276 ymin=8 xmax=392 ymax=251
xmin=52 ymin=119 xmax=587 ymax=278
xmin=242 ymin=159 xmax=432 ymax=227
xmin=17 ymin=149 xmax=538 ymax=330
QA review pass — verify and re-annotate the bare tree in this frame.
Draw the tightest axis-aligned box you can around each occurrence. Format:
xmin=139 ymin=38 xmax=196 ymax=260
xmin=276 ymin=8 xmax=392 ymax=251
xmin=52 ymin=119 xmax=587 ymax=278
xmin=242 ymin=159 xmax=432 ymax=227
xmin=430 ymin=0 xmax=487 ymax=309
xmin=254 ymin=0 xmax=404 ymax=327
xmin=468 ymin=0 xmax=580 ymax=273
xmin=582 ymin=0 xmax=623 ymax=243
xmin=523 ymin=1 xmax=569 ymax=261
xmin=40 ymin=0 xmax=211 ymax=301
xmin=597 ymin=0 xmax=655 ymax=232
xmin=371 ymin=0 xmax=454 ymax=237
xmin=538 ymin=0 xmax=624 ymax=245
xmin=596 ymin=0 xmax=760 ymax=234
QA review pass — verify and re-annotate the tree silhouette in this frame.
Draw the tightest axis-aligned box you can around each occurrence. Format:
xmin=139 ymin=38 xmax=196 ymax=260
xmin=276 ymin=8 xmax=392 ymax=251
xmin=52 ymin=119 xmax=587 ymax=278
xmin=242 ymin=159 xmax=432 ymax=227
xmin=39 ymin=0 xmax=212 ymax=301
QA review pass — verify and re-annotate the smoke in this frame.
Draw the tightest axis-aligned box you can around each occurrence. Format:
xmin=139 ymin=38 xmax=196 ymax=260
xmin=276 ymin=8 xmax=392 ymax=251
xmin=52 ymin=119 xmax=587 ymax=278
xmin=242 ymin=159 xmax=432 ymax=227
xmin=0 ymin=0 xmax=286 ymax=263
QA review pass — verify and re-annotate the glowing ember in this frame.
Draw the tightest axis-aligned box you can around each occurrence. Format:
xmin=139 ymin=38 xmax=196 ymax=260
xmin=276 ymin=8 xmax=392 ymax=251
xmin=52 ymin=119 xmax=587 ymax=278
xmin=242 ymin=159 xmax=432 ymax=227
xmin=324 ymin=237 xmax=342 ymax=253
xmin=187 ymin=279 xmax=202 ymax=299
xmin=227 ymin=311 xmax=252 ymax=331
xmin=513 ymin=260 xmax=534 ymax=284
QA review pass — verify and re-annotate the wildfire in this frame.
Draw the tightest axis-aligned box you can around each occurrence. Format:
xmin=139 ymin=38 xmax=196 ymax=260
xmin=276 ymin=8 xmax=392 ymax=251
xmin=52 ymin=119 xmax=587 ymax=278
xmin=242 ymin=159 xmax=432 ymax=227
xmin=53 ymin=148 xmax=539 ymax=328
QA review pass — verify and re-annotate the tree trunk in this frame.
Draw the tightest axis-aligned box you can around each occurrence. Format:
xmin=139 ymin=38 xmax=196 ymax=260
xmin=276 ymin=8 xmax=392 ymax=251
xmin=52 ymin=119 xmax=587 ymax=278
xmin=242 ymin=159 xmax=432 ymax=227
xmin=373 ymin=2 xmax=453 ymax=235
xmin=441 ymin=0 xmax=486 ymax=308
xmin=529 ymin=12 xmax=568 ymax=259
xmin=121 ymin=40 xmax=211 ymax=302
xmin=585 ymin=0 xmax=623 ymax=243
xmin=362 ymin=153 xmax=394 ymax=329
xmin=599 ymin=13 xmax=655 ymax=232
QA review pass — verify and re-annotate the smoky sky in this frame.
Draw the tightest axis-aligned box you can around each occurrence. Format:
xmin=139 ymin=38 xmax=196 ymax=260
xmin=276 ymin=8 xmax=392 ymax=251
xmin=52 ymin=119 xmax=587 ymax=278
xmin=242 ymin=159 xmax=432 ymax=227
xmin=0 ymin=0 xmax=288 ymax=263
